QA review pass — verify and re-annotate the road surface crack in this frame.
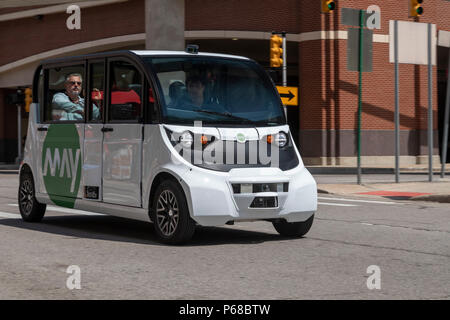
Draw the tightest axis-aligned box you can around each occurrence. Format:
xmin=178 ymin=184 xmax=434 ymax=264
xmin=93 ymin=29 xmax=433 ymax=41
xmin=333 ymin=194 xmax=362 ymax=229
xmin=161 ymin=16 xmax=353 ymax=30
xmin=306 ymin=237 xmax=450 ymax=259
xmin=316 ymin=217 xmax=450 ymax=234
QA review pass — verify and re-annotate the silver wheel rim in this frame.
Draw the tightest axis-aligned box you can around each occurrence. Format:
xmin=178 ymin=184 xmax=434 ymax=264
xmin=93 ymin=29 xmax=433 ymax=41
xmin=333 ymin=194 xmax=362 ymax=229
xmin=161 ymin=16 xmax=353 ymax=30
xmin=156 ymin=190 xmax=179 ymax=237
xmin=19 ymin=179 xmax=34 ymax=215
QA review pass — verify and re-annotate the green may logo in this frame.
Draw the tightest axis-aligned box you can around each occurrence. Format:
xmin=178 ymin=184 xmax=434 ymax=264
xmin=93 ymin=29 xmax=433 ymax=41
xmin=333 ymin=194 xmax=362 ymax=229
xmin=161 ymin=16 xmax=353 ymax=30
xmin=41 ymin=124 xmax=82 ymax=208
xmin=42 ymin=147 xmax=81 ymax=193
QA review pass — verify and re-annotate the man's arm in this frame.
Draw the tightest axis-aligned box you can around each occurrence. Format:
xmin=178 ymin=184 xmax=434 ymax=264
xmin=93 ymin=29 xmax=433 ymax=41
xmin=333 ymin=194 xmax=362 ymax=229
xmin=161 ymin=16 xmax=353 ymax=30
xmin=52 ymin=93 xmax=84 ymax=114
xmin=92 ymin=104 xmax=100 ymax=120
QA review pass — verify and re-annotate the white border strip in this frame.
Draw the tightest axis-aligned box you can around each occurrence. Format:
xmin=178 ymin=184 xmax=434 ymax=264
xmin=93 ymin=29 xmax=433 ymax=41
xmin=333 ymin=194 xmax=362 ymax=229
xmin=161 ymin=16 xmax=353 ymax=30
xmin=0 ymin=33 xmax=145 ymax=73
xmin=8 ymin=203 xmax=104 ymax=216
xmin=0 ymin=0 xmax=128 ymax=22
xmin=0 ymin=211 xmax=19 ymax=219
xmin=185 ymin=30 xmax=392 ymax=43
xmin=318 ymin=196 xmax=400 ymax=205
xmin=0 ymin=30 xmax=395 ymax=74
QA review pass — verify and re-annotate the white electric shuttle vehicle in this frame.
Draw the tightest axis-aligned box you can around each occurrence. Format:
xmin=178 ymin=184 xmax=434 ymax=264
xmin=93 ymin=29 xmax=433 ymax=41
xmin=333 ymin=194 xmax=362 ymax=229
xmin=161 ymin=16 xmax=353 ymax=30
xmin=18 ymin=49 xmax=317 ymax=244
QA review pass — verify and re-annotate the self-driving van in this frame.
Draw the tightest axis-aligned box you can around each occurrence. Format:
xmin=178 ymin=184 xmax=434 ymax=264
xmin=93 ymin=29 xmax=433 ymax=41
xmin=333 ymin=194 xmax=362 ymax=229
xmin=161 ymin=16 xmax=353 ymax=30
xmin=18 ymin=49 xmax=317 ymax=244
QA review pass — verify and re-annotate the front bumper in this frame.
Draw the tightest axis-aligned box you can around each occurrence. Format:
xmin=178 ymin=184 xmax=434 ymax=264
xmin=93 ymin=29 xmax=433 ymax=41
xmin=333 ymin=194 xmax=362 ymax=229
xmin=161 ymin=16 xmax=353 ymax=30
xmin=178 ymin=165 xmax=317 ymax=226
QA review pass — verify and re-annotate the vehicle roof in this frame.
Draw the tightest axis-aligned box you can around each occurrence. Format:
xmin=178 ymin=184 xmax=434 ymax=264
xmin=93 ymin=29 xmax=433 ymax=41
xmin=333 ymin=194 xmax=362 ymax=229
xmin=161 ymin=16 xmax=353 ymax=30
xmin=40 ymin=50 xmax=250 ymax=66
xmin=131 ymin=50 xmax=250 ymax=60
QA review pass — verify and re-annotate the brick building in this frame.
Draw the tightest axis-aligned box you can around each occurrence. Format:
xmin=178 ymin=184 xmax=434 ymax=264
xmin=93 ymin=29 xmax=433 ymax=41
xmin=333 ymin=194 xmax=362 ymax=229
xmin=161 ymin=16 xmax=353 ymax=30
xmin=0 ymin=0 xmax=449 ymax=166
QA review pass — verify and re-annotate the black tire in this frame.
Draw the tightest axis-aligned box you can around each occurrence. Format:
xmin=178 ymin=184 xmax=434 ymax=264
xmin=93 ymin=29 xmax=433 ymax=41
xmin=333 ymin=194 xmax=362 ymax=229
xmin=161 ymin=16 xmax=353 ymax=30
xmin=18 ymin=172 xmax=46 ymax=222
xmin=150 ymin=180 xmax=195 ymax=244
xmin=272 ymin=214 xmax=314 ymax=237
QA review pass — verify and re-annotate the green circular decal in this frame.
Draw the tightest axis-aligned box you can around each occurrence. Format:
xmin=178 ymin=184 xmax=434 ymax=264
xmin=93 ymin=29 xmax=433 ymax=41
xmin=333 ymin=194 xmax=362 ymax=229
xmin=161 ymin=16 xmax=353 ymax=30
xmin=41 ymin=124 xmax=82 ymax=208
xmin=236 ymin=133 xmax=246 ymax=143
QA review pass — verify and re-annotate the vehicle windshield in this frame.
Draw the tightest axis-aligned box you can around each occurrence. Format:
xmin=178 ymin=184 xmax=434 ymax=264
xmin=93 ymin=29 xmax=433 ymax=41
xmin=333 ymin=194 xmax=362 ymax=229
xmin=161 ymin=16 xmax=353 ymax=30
xmin=144 ymin=56 xmax=285 ymax=126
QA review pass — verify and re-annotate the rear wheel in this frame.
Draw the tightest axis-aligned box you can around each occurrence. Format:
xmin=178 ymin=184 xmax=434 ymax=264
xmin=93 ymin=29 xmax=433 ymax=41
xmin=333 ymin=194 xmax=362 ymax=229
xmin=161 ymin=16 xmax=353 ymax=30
xmin=272 ymin=214 xmax=314 ymax=237
xmin=151 ymin=180 xmax=195 ymax=244
xmin=18 ymin=172 xmax=46 ymax=222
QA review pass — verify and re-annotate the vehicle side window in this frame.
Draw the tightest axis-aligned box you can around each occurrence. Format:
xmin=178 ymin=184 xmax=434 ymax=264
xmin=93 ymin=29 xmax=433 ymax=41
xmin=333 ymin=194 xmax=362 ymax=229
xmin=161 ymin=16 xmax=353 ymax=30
xmin=88 ymin=62 xmax=105 ymax=122
xmin=37 ymin=69 xmax=44 ymax=117
xmin=146 ymin=80 xmax=159 ymax=123
xmin=45 ymin=65 xmax=85 ymax=122
xmin=108 ymin=61 xmax=142 ymax=122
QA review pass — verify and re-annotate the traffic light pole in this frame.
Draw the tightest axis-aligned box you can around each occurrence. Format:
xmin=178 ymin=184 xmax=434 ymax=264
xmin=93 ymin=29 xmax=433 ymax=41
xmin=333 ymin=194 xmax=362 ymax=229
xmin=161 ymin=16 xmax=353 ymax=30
xmin=357 ymin=10 xmax=364 ymax=185
xmin=282 ymin=32 xmax=287 ymax=87
xmin=427 ymin=23 xmax=433 ymax=182
xmin=282 ymin=32 xmax=287 ymax=119
xmin=394 ymin=20 xmax=400 ymax=183
xmin=15 ymin=103 xmax=22 ymax=164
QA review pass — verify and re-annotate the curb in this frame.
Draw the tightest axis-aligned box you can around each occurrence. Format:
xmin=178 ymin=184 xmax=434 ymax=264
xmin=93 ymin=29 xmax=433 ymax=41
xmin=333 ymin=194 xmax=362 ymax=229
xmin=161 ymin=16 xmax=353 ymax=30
xmin=307 ymin=167 xmax=450 ymax=175
xmin=410 ymin=194 xmax=450 ymax=203
xmin=0 ymin=164 xmax=20 ymax=170
xmin=0 ymin=170 xmax=19 ymax=174
xmin=318 ymin=187 xmax=450 ymax=204
xmin=307 ymin=167 xmax=393 ymax=174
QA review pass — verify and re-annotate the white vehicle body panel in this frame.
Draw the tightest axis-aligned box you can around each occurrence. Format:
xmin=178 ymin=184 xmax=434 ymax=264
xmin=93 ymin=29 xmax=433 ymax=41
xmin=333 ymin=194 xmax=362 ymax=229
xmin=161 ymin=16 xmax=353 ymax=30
xmin=102 ymin=124 xmax=142 ymax=207
xmin=82 ymin=123 xmax=103 ymax=201
xmin=20 ymin=51 xmax=317 ymax=229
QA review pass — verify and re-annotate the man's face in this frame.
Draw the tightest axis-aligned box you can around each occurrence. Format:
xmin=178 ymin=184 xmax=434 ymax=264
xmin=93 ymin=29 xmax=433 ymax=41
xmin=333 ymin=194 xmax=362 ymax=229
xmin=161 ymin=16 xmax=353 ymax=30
xmin=187 ymin=81 xmax=204 ymax=100
xmin=65 ymin=76 xmax=82 ymax=97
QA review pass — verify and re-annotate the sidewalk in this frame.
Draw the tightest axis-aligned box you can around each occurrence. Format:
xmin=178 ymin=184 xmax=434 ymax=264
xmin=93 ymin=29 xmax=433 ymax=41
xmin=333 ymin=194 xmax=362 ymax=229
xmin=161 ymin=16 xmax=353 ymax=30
xmin=306 ymin=164 xmax=450 ymax=174
xmin=315 ymin=168 xmax=450 ymax=203
xmin=0 ymin=163 xmax=19 ymax=174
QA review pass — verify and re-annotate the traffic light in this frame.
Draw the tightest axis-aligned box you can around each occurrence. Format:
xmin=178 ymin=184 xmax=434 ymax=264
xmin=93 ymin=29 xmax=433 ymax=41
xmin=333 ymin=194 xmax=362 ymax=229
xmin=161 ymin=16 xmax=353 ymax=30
xmin=270 ymin=34 xmax=283 ymax=68
xmin=321 ymin=0 xmax=336 ymax=13
xmin=410 ymin=0 xmax=423 ymax=17
xmin=24 ymin=87 xmax=32 ymax=113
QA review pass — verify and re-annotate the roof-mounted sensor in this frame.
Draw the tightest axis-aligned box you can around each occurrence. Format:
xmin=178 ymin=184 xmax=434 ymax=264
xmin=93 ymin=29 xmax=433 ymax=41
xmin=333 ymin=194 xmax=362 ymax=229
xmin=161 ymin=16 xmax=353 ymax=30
xmin=185 ymin=44 xmax=199 ymax=54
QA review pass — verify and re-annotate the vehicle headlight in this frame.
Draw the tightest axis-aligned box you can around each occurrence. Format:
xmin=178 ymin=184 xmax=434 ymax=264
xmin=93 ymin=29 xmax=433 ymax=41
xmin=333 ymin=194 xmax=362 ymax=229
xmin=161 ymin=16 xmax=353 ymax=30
xmin=274 ymin=132 xmax=288 ymax=147
xmin=180 ymin=131 xmax=193 ymax=148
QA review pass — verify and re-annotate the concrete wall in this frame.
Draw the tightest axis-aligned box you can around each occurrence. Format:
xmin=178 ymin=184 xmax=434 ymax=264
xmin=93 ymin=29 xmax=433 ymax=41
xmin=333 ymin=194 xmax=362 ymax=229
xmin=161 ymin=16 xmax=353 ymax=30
xmin=145 ymin=0 xmax=184 ymax=50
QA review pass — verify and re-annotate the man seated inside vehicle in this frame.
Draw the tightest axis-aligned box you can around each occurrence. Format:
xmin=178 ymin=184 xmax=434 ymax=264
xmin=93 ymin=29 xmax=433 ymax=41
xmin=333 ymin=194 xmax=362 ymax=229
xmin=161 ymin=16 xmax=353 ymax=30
xmin=167 ymin=81 xmax=185 ymax=108
xmin=182 ymin=75 xmax=224 ymax=112
xmin=52 ymin=73 xmax=100 ymax=120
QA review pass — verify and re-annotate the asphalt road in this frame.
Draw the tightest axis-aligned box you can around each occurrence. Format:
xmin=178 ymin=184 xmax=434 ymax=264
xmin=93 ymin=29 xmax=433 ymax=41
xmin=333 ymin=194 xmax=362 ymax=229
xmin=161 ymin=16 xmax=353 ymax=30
xmin=0 ymin=173 xmax=449 ymax=300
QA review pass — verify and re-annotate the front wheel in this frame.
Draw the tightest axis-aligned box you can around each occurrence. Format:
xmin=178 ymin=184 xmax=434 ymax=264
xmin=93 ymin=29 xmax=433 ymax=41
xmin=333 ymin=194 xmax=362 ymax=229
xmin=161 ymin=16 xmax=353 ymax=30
xmin=18 ymin=172 xmax=46 ymax=222
xmin=151 ymin=180 xmax=195 ymax=244
xmin=272 ymin=214 xmax=314 ymax=237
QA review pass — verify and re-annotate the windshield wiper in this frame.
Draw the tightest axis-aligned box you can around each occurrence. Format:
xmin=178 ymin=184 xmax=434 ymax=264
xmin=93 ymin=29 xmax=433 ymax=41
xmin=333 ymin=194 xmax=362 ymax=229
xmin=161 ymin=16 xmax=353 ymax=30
xmin=195 ymin=109 xmax=254 ymax=123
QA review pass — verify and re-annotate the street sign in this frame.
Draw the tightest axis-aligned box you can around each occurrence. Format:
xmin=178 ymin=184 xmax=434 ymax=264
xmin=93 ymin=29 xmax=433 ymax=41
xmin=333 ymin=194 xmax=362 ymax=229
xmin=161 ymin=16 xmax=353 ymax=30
xmin=276 ymin=86 xmax=298 ymax=106
xmin=341 ymin=8 xmax=370 ymax=28
xmin=389 ymin=21 xmax=437 ymax=65
xmin=347 ymin=27 xmax=373 ymax=72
